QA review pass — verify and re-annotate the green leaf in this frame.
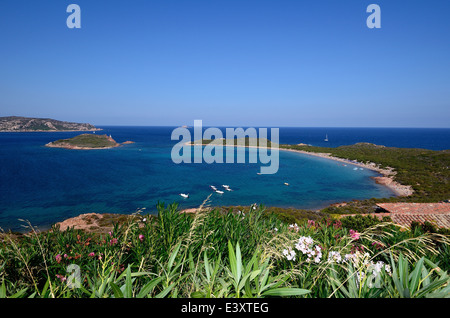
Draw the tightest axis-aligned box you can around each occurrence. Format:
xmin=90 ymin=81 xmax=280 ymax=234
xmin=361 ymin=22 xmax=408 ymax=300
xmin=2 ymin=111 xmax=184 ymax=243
xmin=204 ymin=252 xmax=211 ymax=282
xmin=40 ymin=278 xmax=50 ymax=298
xmin=261 ymin=287 xmax=310 ymax=297
xmin=125 ymin=265 xmax=132 ymax=298
xmin=191 ymin=291 xmax=205 ymax=298
xmin=110 ymin=282 xmax=124 ymax=298
xmin=168 ymin=241 xmax=182 ymax=271
xmin=155 ymin=283 xmax=175 ymax=298
xmin=10 ymin=288 xmax=28 ymax=299
xmin=235 ymin=242 xmax=242 ymax=282
xmin=416 ymin=277 xmax=450 ymax=298
xmin=228 ymin=241 xmax=237 ymax=280
xmin=0 ymin=282 xmax=6 ymax=298
xmin=390 ymin=253 xmax=404 ymax=297
xmin=409 ymin=257 xmax=425 ymax=295
xmin=399 ymin=254 xmax=409 ymax=290
xmin=425 ymin=284 xmax=450 ymax=298
xmin=136 ymin=277 xmax=163 ymax=298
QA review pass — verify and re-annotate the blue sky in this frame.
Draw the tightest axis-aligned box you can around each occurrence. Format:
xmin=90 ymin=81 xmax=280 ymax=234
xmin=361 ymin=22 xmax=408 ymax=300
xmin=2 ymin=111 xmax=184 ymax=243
xmin=0 ymin=0 xmax=449 ymax=127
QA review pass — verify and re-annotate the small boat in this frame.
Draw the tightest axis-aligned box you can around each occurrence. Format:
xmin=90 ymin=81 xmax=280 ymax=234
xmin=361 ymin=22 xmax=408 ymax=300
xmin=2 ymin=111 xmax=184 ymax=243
xmin=215 ymin=190 xmax=224 ymax=194
xmin=210 ymin=185 xmax=217 ymax=190
xmin=324 ymin=134 xmax=328 ymax=142
xmin=284 ymin=182 xmax=289 ymax=186
xmin=353 ymin=167 xmax=358 ymax=170
xmin=180 ymin=193 xmax=189 ymax=198
xmin=226 ymin=188 xmax=232 ymax=191
xmin=222 ymin=185 xmax=230 ymax=189
xmin=256 ymin=172 xmax=261 ymax=175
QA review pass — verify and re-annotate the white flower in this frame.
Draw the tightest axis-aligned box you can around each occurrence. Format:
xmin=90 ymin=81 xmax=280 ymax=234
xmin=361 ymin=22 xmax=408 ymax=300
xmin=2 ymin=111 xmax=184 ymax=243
xmin=283 ymin=248 xmax=296 ymax=261
xmin=384 ymin=264 xmax=391 ymax=275
xmin=328 ymin=251 xmax=342 ymax=263
xmin=295 ymin=236 xmax=313 ymax=253
xmin=371 ymin=261 xmax=385 ymax=278
xmin=288 ymin=223 xmax=300 ymax=232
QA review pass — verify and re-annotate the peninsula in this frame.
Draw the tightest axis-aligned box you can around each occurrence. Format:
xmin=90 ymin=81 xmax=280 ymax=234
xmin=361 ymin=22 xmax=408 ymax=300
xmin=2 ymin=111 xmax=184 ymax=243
xmin=0 ymin=116 xmax=101 ymax=132
xmin=190 ymin=138 xmax=450 ymax=202
xmin=46 ymin=134 xmax=121 ymax=149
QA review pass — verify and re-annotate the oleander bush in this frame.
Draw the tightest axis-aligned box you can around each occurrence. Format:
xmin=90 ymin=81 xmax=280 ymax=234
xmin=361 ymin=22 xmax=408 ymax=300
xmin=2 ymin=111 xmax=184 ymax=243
xmin=0 ymin=203 xmax=449 ymax=298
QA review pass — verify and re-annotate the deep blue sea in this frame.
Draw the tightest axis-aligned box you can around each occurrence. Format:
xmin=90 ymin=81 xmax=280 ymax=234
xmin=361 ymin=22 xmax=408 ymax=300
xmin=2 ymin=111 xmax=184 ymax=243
xmin=0 ymin=127 xmax=449 ymax=232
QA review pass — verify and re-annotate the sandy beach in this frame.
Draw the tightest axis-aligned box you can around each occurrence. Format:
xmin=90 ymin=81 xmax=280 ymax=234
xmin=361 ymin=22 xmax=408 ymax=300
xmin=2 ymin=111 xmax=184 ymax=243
xmin=279 ymin=147 xmax=414 ymax=197
xmin=187 ymin=141 xmax=414 ymax=197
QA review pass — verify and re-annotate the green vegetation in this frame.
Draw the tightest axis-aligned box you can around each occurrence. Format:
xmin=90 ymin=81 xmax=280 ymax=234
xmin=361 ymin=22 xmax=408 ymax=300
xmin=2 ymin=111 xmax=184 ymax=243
xmin=192 ymin=140 xmax=449 ymax=203
xmin=1 ymin=140 xmax=448 ymax=298
xmin=280 ymin=143 xmax=450 ymax=202
xmin=46 ymin=134 xmax=119 ymax=149
xmin=1 ymin=204 xmax=448 ymax=298
xmin=0 ymin=116 xmax=99 ymax=132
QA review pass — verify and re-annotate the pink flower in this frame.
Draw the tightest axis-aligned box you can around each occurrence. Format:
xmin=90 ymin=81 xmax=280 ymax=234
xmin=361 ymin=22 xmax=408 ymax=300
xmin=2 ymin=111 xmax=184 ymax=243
xmin=55 ymin=254 xmax=62 ymax=264
xmin=139 ymin=234 xmax=144 ymax=242
xmin=88 ymin=252 xmax=95 ymax=257
xmin=109 ymin=238 xmax=118 ymax=245
xmin=56 ymin=274 xmax=66 ymax=282
xmin=372 ymin=241 xmax=383 ymax=250
xmin=333 ymin=220 xmax=342 ymax=229
xmin=349 ymin=229 xmax=360 ymax=240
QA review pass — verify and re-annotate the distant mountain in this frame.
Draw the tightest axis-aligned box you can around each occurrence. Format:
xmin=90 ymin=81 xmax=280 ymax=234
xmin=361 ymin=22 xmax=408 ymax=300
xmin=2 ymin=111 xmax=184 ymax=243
xmin=0 ymin=116 xmax=101 ymax=132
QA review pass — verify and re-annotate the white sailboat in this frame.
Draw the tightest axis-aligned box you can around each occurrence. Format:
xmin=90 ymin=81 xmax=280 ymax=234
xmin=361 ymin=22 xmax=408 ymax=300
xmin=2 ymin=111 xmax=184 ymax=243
xmin=324 ymin=134 xmax=328 ymax=142
xmin=180 ymin=193 xmax=189 ymax=198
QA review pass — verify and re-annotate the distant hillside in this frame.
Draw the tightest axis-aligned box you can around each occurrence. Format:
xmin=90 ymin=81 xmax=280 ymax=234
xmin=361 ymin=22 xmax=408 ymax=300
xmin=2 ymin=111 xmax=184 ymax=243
xmin=0 ymin=116 xmax=101 ymax=132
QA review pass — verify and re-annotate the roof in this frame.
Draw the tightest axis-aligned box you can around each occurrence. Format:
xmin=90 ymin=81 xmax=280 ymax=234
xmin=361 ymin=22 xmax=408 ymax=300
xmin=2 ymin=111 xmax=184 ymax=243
xmin=376 ymin=203 xmax=450 ymax=215
xmin=375 ymin=203 xmax=450 ymax=228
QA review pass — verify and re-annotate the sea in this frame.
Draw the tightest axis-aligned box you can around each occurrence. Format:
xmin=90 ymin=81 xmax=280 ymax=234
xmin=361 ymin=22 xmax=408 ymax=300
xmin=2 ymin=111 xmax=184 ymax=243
xmin=0 ymin=127 xmax=449 ymax=232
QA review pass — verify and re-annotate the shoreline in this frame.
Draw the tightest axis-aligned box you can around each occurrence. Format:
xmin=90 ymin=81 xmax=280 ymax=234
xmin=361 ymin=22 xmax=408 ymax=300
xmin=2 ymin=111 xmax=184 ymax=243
xmin=279 ymin=147 xmax=413 ymax=197
xmin=45 ymin=142 xmax=120 ymax=150
xmin=44 ymin=134 xmax=134 ymax=150
xmin=45 ymin=140 xmax=134 ymax=150
xmin=187 ymin=141 xmax=414 ymax=197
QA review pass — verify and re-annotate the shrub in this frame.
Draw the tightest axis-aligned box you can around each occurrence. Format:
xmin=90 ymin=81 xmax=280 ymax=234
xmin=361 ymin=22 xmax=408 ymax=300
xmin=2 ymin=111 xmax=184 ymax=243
xmin=340 ymin=214 xmax=391 ymax=232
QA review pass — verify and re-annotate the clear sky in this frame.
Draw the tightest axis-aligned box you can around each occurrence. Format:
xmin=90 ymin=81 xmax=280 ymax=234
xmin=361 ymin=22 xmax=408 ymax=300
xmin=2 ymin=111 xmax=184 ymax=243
xmin=0 ymin=0 xmax=449 ymax=127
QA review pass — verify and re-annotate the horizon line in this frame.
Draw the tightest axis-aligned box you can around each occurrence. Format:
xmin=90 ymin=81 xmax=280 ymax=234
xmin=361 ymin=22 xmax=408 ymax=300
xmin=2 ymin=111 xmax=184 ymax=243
xmin=93 ymin=124 xmax=450 ymax=129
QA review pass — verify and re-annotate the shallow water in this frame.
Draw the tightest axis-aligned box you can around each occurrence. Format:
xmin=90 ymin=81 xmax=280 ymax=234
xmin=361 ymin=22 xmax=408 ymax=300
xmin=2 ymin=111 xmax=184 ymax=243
xmin=1 ymin=126 xmax=448 ymax=231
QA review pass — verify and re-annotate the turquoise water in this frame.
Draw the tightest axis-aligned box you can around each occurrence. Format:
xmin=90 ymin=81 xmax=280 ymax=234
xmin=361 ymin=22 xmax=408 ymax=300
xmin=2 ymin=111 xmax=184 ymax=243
xmin=2 ymin=126 xmax=448 ymax=231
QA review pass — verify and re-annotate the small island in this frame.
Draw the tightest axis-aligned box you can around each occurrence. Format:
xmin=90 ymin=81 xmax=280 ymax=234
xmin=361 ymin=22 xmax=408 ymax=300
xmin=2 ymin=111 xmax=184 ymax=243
xmin=46 ymin=134 xmax=123 ymax=149
xmin=189 ymin=137 xmax=278 ymax=148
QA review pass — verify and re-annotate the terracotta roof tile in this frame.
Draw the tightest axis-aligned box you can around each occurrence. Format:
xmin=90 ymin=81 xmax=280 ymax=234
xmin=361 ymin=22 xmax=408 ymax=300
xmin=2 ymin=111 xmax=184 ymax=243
xmin=375 ymin=202 xmax=450 ymax=228
xmin=376 ymin=203 xmax=450 ymax=215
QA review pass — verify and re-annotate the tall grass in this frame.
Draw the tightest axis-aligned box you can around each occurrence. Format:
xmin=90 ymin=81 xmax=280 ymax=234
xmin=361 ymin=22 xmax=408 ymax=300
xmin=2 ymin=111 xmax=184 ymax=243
xmin=0 ymin=202 xmax=449 ymax=298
